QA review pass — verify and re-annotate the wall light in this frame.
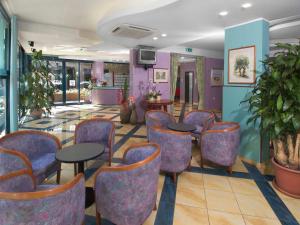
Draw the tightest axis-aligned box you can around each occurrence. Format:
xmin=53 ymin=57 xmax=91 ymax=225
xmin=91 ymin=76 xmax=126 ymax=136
xmin=219 ymin=11 xmax=228 ymax=16
xmin=242 ymin=3 xmax=252 ymax=8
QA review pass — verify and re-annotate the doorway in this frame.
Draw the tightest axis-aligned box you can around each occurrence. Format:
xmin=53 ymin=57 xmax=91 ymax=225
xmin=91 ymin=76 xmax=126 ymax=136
xmin=185 ymin=72 xmax=194 ymax=104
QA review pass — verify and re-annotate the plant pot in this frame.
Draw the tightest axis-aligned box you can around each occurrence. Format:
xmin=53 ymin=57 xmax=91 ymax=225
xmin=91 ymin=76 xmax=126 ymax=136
xmin=31 ymin=109 xmax=43 ymax=119
xmin=120 ymin=102 xmax=131 ymax=124
xmin=272 ymin=157 xmax=300 ymax=198
xmin=156 ymin=96 xmax=161 ymax=101
xmin=130 ymin=105 xmax=138 ymax=125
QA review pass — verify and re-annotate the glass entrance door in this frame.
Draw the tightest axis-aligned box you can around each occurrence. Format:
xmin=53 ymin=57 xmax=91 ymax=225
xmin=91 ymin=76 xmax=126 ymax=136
xmin=65 ymin=62 xmax=79 ymax=103
xmin=79 ymin=62 xmax=92 ymax=103
xmin=49 ymin=61 xmax=63 ymax=104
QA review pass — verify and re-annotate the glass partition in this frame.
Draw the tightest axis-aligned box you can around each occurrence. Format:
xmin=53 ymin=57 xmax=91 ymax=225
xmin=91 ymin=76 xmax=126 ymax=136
xmin=80 ymin=62 xmax=92 ymax=103
xmin=49 ymin=61 xmax=63 ymax=104
xmin=65 ymin=62 xmax=79 ymax=103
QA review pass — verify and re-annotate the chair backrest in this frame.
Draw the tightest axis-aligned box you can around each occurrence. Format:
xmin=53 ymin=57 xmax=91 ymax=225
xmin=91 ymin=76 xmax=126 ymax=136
xmin=0 ymin=131 xmax=61 ymax=161
xmin=0 ymin=148 xmax=32 ymax=175
xmin=201 ymin=122 xmax=240 ymax=166
xmin=94 ymin=143 xmax=161 ymax=225
xmin=149 ymin=126 xmax=192 ymax=173
xmin=0 ymin=169 xmax=36 ymax=193
xmin=0 ymin=174 xmax=85 ymax=225
xmin=145 ymin=110 xmax=175 ymax=129
xmin=74 ymin=118 xmax=115 ymax=148
xmin=183 ymin=110 xmax=215 ymax=130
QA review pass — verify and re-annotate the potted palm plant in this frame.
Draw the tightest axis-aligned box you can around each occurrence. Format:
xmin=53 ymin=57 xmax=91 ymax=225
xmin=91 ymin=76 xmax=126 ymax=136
xmin=247 ymin=43 xmax=300 ymax=198
xmin=19 ymin=50 xmax=55 ymax=120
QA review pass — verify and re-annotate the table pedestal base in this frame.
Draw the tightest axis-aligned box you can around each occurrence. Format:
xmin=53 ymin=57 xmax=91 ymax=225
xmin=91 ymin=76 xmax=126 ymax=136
xmin=85 ymin=187 xmax=95 ymax=208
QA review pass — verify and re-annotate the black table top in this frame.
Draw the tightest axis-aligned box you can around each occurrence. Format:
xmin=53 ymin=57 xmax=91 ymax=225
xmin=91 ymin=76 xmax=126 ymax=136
xmin=55 ymin=143 xmax=105 ymax=163
xmin=167 ymin=122 xmax=196 ymax=132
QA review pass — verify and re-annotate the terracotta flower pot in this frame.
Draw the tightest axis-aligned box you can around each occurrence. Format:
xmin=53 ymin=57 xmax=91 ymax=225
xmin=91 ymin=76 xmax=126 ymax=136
xmin=272 ymin=157 xmax=300 ymax=198
xmin=31 ymin=109 xmax=43 ymax=119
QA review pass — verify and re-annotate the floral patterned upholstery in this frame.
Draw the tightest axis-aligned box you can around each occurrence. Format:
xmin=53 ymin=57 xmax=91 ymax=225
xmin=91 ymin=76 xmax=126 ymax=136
xmin=145 ymin=110 xmax=176 ymax=138
xmin=75 ymin=118 xmax=115 ymax=165
xmin=94 ymin=143 xmax=161 ymax=225
xmin=0 ymin=173 xmax=85 ymax=225
xmin=149 ymin=127 xmax=192 ymax=173
xmin=0 ymin=169 xmax=35 ymax=193
xmin=183 ymin=110 xmax=215 ymax=139
xmin=0 ymin=148 xmax=32 ymax=176
xmin=0 ymin=131 xmax=61 ymax=184
xmin=201 ymin=122 xmax=240 ymax=168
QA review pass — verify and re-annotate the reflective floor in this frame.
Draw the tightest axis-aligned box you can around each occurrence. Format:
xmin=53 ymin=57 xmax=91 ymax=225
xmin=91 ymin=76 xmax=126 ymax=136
xmin=19 ymin=103 xmax=300 ymax=225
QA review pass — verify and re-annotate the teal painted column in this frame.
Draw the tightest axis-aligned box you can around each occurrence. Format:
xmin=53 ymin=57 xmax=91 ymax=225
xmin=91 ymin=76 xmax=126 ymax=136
xmin=10 ymin=15 xmax=18 ymax=132
xmin=223 ymin=19 xmax=269 ymax=163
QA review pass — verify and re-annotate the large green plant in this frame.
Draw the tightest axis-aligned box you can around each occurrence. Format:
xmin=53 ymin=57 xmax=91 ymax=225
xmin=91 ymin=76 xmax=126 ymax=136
xmin=247 ymin=43 xmax=300 ymax=169
xmin=19 ymin=50 xmax=55 ymax=119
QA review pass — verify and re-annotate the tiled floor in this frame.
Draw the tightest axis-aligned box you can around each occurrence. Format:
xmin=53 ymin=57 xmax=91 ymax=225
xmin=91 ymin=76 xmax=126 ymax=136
xmin=19 ymin=103 xmax=300 ymax=225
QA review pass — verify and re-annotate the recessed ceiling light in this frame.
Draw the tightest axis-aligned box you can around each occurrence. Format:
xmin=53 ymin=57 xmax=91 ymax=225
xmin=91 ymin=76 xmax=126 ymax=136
xmin=242 ymin=3 xmax=252 ymax=8
xmin=153 ymin=37 xmax=158 ymax=40
xmin=161 ymin=33 xmax=167 ymax=37
xmin=180 ymin=56 xmax=185 ymax=60
xmin=219 ymin=11 xmax=228 ymax=16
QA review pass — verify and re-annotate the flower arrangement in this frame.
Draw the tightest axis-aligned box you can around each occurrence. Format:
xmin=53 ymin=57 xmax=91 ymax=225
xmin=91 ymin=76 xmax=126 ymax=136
xmin=146 ymin=83 xmax=162 ymax=100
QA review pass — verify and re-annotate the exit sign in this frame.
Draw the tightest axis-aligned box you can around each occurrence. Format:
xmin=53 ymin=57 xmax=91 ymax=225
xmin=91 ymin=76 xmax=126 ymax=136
xmin=185 ymin=48 xmax=193 ymax=53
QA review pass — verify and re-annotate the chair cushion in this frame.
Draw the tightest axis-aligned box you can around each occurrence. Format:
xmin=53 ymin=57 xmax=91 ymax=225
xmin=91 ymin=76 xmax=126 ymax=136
xmin=193 ymin=125 xmax=203 ymax=134
xmin=32 ymin=153 xmax=56 ymax=177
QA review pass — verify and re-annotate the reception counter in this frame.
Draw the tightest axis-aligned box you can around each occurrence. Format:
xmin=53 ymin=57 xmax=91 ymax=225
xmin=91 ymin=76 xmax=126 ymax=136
xmin=91 ymin=86 xmax=122 ymax=105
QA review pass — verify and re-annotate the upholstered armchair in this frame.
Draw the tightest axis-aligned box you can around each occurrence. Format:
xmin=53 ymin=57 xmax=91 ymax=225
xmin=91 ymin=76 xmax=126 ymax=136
xmin=94 ymin=143 xmax=161 ymax=225
xmin=145 ymin=110 xmax=176 ymax=138
xmin=74 ymin=118 xmax=115 ymax=166
xmin=183 ymin=110 xmax=215 ymax=142
xmin=149 ymin=126 xmax=192 ymax=182
xmin=0 ymin=171 xmax=85 ymax=225
xmin=201 ymin=122 xmax=240 ymax=173
xmin=0 ymin=130 xmax=62 ymax=184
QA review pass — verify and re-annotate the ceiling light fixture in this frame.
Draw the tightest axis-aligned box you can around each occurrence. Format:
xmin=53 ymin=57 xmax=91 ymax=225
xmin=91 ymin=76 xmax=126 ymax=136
xmin=161 ymin=34 xmax=167 ymax=37
xmin=219 ymin=11 xmax=228 ymax=16
xmin=242 ymin=3 xmax=252 ymax=8
xmin=153 ymin=37 xmax=158 ymax=40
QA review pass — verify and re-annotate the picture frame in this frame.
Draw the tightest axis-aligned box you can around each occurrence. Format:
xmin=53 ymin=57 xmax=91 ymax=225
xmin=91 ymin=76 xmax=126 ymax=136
xmin=228 ymin=45 xmax=256 ymax=84
xmin=211 ymin=69 xmax=223 ymax=86
xmin=153 ymin=68 xmax=169 ymax=83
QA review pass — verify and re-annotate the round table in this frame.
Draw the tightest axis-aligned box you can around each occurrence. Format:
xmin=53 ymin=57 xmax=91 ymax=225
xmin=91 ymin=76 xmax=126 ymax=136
xmin=146 ymin=99 xmax=173 ymax=112
xmin=56 ymin=143 xmax=104 ymax=208
xmin=167 ymin=122 xmax=196 ymax=132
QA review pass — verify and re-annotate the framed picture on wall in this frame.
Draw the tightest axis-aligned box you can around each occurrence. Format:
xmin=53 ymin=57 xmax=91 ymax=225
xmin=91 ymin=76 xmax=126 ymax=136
xmin=153 ymin=68 xmax=169 ymax=83
xmin=228 ymin=45 xmax=256 ymax=84
xmin=211 ymin=69 xmax=223 ymax=86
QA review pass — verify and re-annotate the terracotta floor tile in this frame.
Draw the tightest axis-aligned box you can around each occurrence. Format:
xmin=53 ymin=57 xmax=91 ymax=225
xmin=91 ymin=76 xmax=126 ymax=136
xmin=243 ymin=215 xmax=281 ymax=225
xmin=173 ymin=204 xmax=209 ymax=225
xmin=205 ymin=189 xmax=241 ymax=214
xmin=208 ymin=210 xmax=246 ymax=225
xmin=203 ymin=174 xmax=232 ymax=192
xmin=235 ymin=193 xmax=277 ymax=219
xmin=175 ymin=186 xmax=207 ymax=208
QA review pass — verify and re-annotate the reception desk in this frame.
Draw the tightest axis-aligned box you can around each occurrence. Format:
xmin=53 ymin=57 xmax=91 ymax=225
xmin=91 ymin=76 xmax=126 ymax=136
xmin=91 ymin=86 xmax=122 ymax=105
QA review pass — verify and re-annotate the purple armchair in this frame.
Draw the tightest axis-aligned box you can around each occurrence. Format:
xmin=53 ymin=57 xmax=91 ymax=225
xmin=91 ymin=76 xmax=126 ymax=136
xmin=145 ymin=110 xmax=176 ymax=138
xmin=0 ymin=131 xmax=62 ymax=184
xmin=201 ymin=122 xmax=240 ymax=173
xmin=94 ymin=143 xmax=161 ymax=225
xmin=183 ymin=110 xmax=215 ymax=142
xmin=75 ymin=118 xmax=115 ymax=166
xmin=149 ymin=126 xmax=192 ymax=182
xmin=0 ymin=170 xmax=85 ymax=225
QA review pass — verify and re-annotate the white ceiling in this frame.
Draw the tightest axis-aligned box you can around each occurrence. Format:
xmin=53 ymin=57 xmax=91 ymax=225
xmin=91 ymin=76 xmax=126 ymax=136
xmin=4 ymin=0 xmax=300 ymax=61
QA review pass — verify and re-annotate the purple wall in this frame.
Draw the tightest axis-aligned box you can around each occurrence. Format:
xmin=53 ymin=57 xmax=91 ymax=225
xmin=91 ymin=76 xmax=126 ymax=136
xmin=92 ymin=61 xmax=104 ymax=81
xmin=204 ymin=57 xmax=223 ymax=110
xmin=130 ymin=50 xmax=171 ymax=122
xmin=179 ymin=62 xmax=198 ymax=104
